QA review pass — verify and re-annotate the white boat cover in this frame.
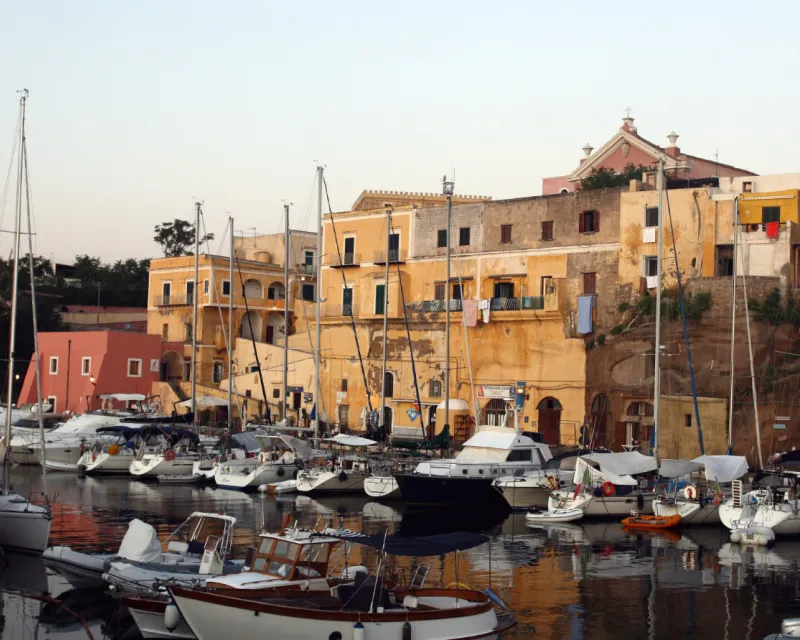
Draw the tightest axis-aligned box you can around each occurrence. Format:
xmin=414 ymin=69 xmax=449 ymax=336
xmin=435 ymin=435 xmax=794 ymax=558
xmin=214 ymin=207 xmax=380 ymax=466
xmin=177 ymin=395 xmax=228 ymax=408
xmin=581 ymin=451 xmax=658 ymax=476
xmin=99 ymin=394 xmax=146 ymax=402
xmin=324 ymin=434 xmax=377 ymax=447
xmin=692 ymin=454 xmax=749 ymax=483
xmin=573 ymin=457 xmax=637 ymax=486
xmin=116 ymin=519 xmax=162 ymax=563
xmin=659 ymin=459 xmax=703 ymax=478
xmin=279 ymin=435 xmax=311 ymax=458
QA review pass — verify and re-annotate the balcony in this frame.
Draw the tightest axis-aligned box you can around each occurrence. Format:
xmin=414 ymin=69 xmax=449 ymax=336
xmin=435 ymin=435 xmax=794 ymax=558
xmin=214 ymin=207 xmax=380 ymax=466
xmin=155 ymin=294 xmax=193 ymax=306
xmin=374 ymin=249 xmax=406 ymax=265
xmin=327 ymin=253 xmax=360 ymax=268
xmin=405 ymin=295 xmax=557 ymax=317
xmin=296 ymin=263 xmax=315 ymax=276
xmin=405 ymin=300 xmax=463 ymax=313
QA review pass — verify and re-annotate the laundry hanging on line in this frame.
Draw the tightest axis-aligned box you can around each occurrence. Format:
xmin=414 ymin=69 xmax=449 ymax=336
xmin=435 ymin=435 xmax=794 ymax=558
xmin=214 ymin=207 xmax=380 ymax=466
xmin=577 ymin=295 xmax=594 ymax=335
xmin=478 ymin=298 xmax=490 ymax=323
xmin=462 ymin=299 xmax=478 ymax=327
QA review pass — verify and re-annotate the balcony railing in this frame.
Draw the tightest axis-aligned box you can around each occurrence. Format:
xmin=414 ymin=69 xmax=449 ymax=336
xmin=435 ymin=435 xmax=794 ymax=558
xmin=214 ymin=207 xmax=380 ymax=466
xmin=155 ymin=294 xmax=193 ymax=306
xmin=490 ymin=297 xmax=520 ymax=311
xmin=405 ymin=296 xmax=548 ymax=314
xmin=521 ymin=296 xmax=545 ymax=310
xmin=297 ymin=263 xmax=315 ymax=275
xmin=374 ymin=249 xmax=406 ymax=264
xmin=405 ymin=300 xmax=463 ymax=313
xmin=327 ymin=253 xmax=360 ymax=268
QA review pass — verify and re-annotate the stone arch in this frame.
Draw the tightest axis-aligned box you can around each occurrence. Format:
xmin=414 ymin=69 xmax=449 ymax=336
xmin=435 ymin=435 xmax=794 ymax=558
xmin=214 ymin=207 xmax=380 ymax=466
xmin=243 ymin=279 xmax=263 ymax=299
xmin=537 ymin=396 xmax=562 ymax=445
xmin=160 ymin=350 xmax=183 ymax=383
xmin=240 ymin=311 xmax=263 ymax=342
xmin=267 ymin=281 xmax=285 ymax=300
xmin=266 ymin=313 xmax=284 ymax=345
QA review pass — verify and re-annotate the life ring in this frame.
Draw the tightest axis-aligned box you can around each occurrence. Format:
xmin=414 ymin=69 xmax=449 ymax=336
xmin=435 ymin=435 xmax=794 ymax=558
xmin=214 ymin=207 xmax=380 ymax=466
xmin=546 ymin=476 xmax=559 ymax=491
xmin=277 ymin=467 xmax=286 ymax=478
xmin=684 ymin=485 xmax=697 ymax=500
xmin=601 ymin=482 xmax=615 ymax=497
xmin=164 ymin=449 xmax=177 ymax=462
xmin=108 ymin=444 xmax=120 ymax=456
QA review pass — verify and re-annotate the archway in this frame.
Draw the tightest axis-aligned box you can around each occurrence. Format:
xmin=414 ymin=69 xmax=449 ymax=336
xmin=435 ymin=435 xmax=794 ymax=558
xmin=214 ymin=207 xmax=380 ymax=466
xmin=267 ymin=281 xmax=285 ymax=300
xmin=160 ymin=351 xmax=183 ymax=383
xmin=240 ymin=311 xmax=263 ymax=342
xmin=243 ymin=279 xmax=263 ymax=299
xmin=537 ymin=397 xmax=562 ymax=445
xmin=484 ymin=398 xmax=507 ymax=427
xmin=624 ymin=401 xmax=654 ymax=450
xmin=383 ymin=371 xmax=394 ymax=398
xmin=266 ymin=313 xmax=285 ymax=345
xmin=590 ymin=393 xmax=611 ymax=447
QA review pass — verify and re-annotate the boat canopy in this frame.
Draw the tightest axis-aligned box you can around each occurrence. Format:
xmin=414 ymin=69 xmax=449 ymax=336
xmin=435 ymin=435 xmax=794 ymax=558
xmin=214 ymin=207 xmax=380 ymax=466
xmin=324 ymin=434 xmax=377 ymax=448
xmin=456 ymin=427 xmax=548 ymax=462
xmin=573 ymin=456 xmax=637 ymax=486
xmin=580 ymin=451 xmax=658 ymax=476
xmin=99 ymin=393 xmax=146 ymax=402
xmin=692 ymin=454 xmax=749 ymax=483
xmin=316 ymin=531 xmax=489 ymax=556
xmin=138 ymin=425 xmax=200 ymax=442
xmin=96 ymin=425 xmax=145 ymax=438
xmin=176 ymin=395 xmax=229 ymax=408
xmin=659 ymin=459 xmax=703 ymax=479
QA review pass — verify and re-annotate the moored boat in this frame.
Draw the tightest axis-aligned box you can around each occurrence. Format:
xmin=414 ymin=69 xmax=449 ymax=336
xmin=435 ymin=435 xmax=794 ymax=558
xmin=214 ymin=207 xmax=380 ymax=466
xmin=621 ymin=514 xmax=681 ymax=530
xmin=525 ymin=506 xmax=584 ymax=524
xmin=296 ymin=434 xmax=377 ymax=495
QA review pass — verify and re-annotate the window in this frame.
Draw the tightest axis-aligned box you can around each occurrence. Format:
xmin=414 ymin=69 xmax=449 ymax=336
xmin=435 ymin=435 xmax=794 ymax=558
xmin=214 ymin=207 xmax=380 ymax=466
xmin=494 ymin=281 xmax=515 ymax=298
xmin=388 ymin=233 xmax=400 ymax=262
xmin=305 ymin=249 xmax=315 ymax=272
xmin=645 ymin=206 xmax=659 ymax=228
xmin=375 ymin=283 xmax=386 ymax=315
xmin=302 ymin=283 xmax=315 ymax=302
xmin=541 ymin=276 xmax=553 ymax=295
xmin=212 ymin=362 xmax=224 ymax=384
xmin=541 ymin=221 xmax=554 ymax=241
xmin=49 ymin=357 xmax=58 ymax=375
xmin=203 ymin=280 xmax=209 ymax=295
xmin=272 ymin=388 xmax=280 ymax=399
xmin=222 ymin=280 xmax=231 ymax=296
xmin=342 ymin=286 xmax=354 ymax=315
xmin=434 ymin=283 xmax=445 ymax=301
xmin=452 ymin=283 xmax=463 ymax=300
xmin=459 ymin=227 xmax=470 ymax=247
xmin=579 ymin=210 xmax=599 ymax=233
xmin=583 ymin=272 xmax=597 ymax=295
xmin=45 ymin=396 xmax=56 ymax=413
xmin=643 ymin=256 xmax=658 ymax=277
xmin=429 ymin=380 xmax=442 ymax=397
xmin=338 ymin=404 xmax=350 ymax=426
xmin=161 ymin=281 xmax=171 ymax=304
xmin=507 ymin=449 xmax=533 ymax=462
xmin=763 ymin=206 xmax=780 ymax=224
xmin=500 ymin=224 xmax=512 ymax=244
xmin=162 ymin=323 xmax=169 ymax=340
xmin=186 ymin=280 xmax=195 ymax=302
xmin=742 ymin=181 xmax=753 ymax=193
xmin=81 ymin=357 xmax=91 ymax=376
xmin=250 ymin=364 xmax=260 ymax=373
xmin=127 ymin=358 xmax=142 ymax=378
xmin=684 ymin=414 xmax=692 ymax=427
xmin=185 ymin=323 xmax=193 ymax=342
xmin=341 ymin=379 xmax=348 ymax=392
xmin=183 ymin=362 xmax=191 ymax=381
xmin=383 ymin=371 xmax=394 ymax=398
xmin=437 ymin=229 xmax=447 ymax=248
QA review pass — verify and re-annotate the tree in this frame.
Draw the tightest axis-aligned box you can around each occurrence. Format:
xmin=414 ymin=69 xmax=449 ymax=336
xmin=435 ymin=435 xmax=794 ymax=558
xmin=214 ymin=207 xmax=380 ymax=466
xmin=154 ymin=219 xmax=214 ymax=257
xmin=580 ymin=163 xmax=656 ymax=191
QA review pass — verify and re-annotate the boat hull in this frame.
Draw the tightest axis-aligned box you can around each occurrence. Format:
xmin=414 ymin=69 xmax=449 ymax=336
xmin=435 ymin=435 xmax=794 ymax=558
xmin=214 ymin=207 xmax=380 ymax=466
xmin=0 ymin=498 xmax=52 ymax=553
xmin=363 ymin=475 xmax=400 ymax=499
xmin=525 ymin=508 xmax=584 ymax=524
xmin=37 ymin=445 xmax=83 ymax=472
xmin=42 ymin=546 xmax=111 ymax=588
xmin=79 ymin=451 xmax=135 ymax=475
xmin=495 ymin=482 xmax=551 ymax=509
xmin=130 ymin=456 xmax=198 ymax=478
xmin=296 ymin=470 xmax=366 ymax=494
xmin=394 ymin=472 xmax=508 ymax=508
xmin=126 ymin=598 xmax=195 ymax=639
xmin=215 ymin=461 xmax=296 ymax=490
xmin=653 ymin=498 xmax=721 ymax=525
xmin=549 ymin=491 xmax=655 ymax=518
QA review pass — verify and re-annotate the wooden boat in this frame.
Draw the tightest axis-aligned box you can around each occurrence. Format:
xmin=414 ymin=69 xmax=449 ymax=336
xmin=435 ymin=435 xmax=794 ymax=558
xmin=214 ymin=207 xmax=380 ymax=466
xmin=621 ymin=514 xmax=681 ymax=530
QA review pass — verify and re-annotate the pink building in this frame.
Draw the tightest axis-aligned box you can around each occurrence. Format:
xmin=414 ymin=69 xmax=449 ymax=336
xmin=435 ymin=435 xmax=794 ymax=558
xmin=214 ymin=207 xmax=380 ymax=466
xmin=542 ymin=115 xmax=756 ymax=195
xmin=18 ymin=331 xmax=182 ymax=415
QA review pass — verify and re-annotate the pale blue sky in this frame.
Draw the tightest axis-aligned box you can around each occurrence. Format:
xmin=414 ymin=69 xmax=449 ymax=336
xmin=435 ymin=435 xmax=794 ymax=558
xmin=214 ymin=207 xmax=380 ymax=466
xmin=1 ymin=1 xmax=797 ymax=262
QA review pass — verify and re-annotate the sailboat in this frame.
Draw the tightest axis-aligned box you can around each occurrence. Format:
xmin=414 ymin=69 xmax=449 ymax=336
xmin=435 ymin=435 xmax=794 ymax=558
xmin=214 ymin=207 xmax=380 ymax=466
xmin=0 ymin=91 xmax=52 ymax=553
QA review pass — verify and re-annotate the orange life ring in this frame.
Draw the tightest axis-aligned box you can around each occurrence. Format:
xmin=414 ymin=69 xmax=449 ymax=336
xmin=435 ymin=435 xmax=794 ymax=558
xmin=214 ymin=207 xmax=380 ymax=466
xmin=602 ymin=481 xmax=615 ymax=497
xmin=164 ymin=449 xmax=177 ymax=461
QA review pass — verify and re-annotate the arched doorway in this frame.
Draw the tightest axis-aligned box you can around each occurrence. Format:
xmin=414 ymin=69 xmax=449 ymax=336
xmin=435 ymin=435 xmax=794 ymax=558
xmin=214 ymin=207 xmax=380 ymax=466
xmin=266 ymin=281 xmax=285 ymax=300
xmin=160 ymin=351 xmax=183 ymax=383
xmin=484 ymin=398 xmax=507 ymax=427
xmin=240 ymin=311 xmax=263 ymax=341
xmin=624 ymin=401 xmax=654 ymax=450
xmin=243 ymin=279 xmax=263 ymax=299
xmin=383 ymin=371 xmax=394 ymax=398
xmin=590 ymin=393 xmax=611 ymax=447
xmin=537 ymin=397 xmax=562 ymax=445
xmin=266 ymin=313 xmax=284 ymax=345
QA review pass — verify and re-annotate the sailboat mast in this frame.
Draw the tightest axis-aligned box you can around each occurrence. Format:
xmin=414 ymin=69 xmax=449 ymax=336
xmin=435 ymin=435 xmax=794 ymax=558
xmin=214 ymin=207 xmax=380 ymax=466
xmin=283 ymin=203 xmax=290 ymax=422
xmin=191 ymin=201 xmax=200 ymax=422
xmin=380 ymin=206 xmax=391 ymax=434
xmin=444 ymin=177 xmax=454 ymax=434
xmin=652 ymin=158 xmax=664 ymax=464
xmin=727 ymin=198 xmax=739 ymax=452
xmin=228 ymin=216 xmax=234 ymax=431
xmin=314 ymin=166 xmax=323 ymax=438
xmin=4 ymin=91 xmax=26 ymax=453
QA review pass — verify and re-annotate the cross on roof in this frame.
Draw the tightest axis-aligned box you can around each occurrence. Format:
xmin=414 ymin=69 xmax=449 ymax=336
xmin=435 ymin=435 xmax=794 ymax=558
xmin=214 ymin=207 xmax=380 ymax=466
xmin=625 ymin=106 xmax=632 ymax=118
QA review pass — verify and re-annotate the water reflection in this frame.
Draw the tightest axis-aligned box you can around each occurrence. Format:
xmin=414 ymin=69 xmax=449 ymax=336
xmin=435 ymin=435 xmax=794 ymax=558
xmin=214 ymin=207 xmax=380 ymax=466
xmin=5 ymin=466 xmax=800 ymax=639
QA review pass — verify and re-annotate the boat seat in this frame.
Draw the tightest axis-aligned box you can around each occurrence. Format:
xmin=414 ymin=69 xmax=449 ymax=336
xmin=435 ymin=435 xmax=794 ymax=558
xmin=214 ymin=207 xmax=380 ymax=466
xmin=167 ymin=541 xmax=189 ymax=555
xmin=337 ymin=575 xmax=392 ymax=612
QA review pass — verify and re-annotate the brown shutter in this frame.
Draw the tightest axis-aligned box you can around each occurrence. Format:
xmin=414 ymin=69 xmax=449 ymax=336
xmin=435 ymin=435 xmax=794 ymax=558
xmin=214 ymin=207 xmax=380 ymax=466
xmin=578 ymin=212 xmax=585 ymax=233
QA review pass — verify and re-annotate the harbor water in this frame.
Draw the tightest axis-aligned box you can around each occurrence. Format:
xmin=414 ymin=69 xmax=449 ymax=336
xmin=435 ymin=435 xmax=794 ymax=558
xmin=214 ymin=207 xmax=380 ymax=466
xmin=3 ymin=465 xmax=799 ymax=639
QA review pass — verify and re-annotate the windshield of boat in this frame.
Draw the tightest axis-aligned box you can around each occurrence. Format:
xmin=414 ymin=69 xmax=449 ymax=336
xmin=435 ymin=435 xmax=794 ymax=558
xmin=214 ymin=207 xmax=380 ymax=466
xmin=545 ymin=455 xmax=578 ymax=471
xmin=251 ymin=537 xmax=333 ymax=579
xmin=164 ymin=516 xmax=230 ymax=554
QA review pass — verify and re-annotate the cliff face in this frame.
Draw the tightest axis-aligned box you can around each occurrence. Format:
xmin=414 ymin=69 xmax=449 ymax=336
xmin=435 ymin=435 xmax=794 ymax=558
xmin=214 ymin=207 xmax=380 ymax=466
xmin=586 ymin=277 xmax=800 ymax=464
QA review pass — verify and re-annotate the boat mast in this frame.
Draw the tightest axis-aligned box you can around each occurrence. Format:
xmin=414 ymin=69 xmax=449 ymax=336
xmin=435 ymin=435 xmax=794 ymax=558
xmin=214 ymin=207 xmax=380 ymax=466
xmin=228 ymin=215 xmax=234 ymax=431
xmin=4 ymin=91 xmax=26 ymax=464
xmin=443 ymin=176 xmax=454 ymax=435
xmin=726 ymin=198 xmax=738 ymax=453
xmin=191 ymin=201 xmax=200 ymax=423
xmin=314 ymin=166 xmax=323 ymax=438
xmin=380 ymin=206 xmax=391 ymax=436
xmin=652 ymin=158 xmax=664 ymax=464
xmin=283 ymin=203 xmax=290 ymax=422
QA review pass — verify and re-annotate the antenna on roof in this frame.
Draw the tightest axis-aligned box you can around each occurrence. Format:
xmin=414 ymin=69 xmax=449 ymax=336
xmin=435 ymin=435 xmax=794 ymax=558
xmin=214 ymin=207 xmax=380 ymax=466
xmin=714 ymin=149 xmax=719 ymax=178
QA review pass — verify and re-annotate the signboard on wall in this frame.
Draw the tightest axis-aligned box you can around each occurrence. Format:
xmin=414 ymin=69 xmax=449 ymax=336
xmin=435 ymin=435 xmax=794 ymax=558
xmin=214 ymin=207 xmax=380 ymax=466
xmin=150 ymin=359 xmax=159 ymax=373
xmin=477 ymin=385 xmax=514 ymax=400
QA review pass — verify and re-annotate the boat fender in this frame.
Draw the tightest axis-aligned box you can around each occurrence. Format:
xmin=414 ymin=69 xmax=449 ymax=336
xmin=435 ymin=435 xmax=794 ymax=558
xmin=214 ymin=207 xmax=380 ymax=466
xmin=714 ymin=493 xmax=722 ymax=507
xmin=637 ymin=494 xmax=644 ymax=510
xmin=730 ymin=531 xmax=742 ymax=544
xmin=402 ymin=621 xmax=412 ymax=640
xmin=352 ymin=622 xmax=365 ymax=640
xmin=602 ymin=482 xmax=615 ymax=497
xmin=77 ymin=464 xmax=87 ymax=475
xmin=79 ymin=442 xmax=85 ymax=455
xmin=164 ymin=599 xmax=181 ymax=631
xmin=339 ymin=471 xmax=348 ymax=482
xmin=329 ymin=632 xmax=343 ymax=640
xmin=277 ymin=467 xmax=286 ymax=478
xmin=165 ymin=450 xmax=177 ymax=462
xmin=684 ymin=485 xmax=697 ymax=500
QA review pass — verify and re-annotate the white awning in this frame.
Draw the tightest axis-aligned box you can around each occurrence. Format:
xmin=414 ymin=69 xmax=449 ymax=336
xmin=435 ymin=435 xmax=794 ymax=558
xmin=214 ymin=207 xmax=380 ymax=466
xmin=177 ymin=396 xmax=228 ymax=408
xmin=659 ymin=459 xmax=703 ymax=479
xmin=692 ymin=455 xmax=749 ymax=483
xmin=324 ymin=434 xmax=377 ymax=447
xmin=437 ymin=399 xmax=470 ymax=411
xmin=100 ymin=394 xmax=146 ymax=402
xmin=581 ymin=451 xmax=658 ymax=476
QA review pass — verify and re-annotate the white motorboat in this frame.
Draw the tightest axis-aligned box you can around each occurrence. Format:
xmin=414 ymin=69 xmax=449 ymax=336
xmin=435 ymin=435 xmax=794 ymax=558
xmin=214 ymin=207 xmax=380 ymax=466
xmin=525 ymin=506 xmax=585 ymax=524
xmin=103 ymin=512 xmax=242 ymax=594
xmin=6 ymin=414 xmax=60 ymax=464
xmin=296 ymin=434 xmax=377 ymax=495
xmin=0 ymin=491 xmax=52 ymax=553
xmin=394 ymin=426 xmax=554 ymax=507
xmin=654 ymin=455 xmax=749 ymax=525
xmin=168 ymin=529 xmax=515 ymax=640
xmin=549 ymin=452 xmax=657 ymax=517
xmin=214 ymin=435 xmax=310 ymax=491
xmin=129 ymin=427 xmax=203 ymax=479
xmin=721 ymin=469 xmax=800 ymax=536
xmin=363 ymin=473 xmax=399 ymax=499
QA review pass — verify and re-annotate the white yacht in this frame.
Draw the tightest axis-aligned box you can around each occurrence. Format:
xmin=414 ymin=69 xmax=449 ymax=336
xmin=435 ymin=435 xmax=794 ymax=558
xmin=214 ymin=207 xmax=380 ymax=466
xmin=720 ymin=470 xmax=800 ymax=536
xmin=214 ymin=434 xmax=309 ymax=490
xmin=6 ymin=413 xmax=60 ymax=464
xmin=548 ymin=451 xmax=658 ymax=517
xmin=77 ymin=425 xmax=146 ymax=474
xmin=129 ymin=427 xmax=202 ymax=478
xmin=296 ymin=434 xmax=377 ymax=494
xmin=393 ymin=426 xmax=553 ymax=507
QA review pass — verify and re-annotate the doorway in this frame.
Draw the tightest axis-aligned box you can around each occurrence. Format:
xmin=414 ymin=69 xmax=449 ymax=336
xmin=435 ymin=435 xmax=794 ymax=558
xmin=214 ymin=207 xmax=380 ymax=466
xmin=537 ymin=397 xmax=562 ymax=445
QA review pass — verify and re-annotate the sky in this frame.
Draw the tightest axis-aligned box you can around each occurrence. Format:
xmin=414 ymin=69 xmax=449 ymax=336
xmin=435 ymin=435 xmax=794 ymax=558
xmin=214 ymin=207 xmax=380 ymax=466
xmin=1 ymin=1 xmax=798 ymax=263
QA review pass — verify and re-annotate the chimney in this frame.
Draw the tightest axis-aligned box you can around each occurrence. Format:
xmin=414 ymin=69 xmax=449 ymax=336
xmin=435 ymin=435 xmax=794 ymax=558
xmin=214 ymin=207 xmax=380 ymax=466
xmin=666 ymin=131 xmax=680 ymax=159
xmin=579 ymin=143 xmax=593 ymax=165
xmin=621 ymin=117 xmax=637 ymax=134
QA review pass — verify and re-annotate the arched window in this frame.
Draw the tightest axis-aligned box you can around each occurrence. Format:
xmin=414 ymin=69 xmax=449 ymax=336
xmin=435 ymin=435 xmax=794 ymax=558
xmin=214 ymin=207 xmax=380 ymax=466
xmin=383 ymin=371 xmax=394 ymax=398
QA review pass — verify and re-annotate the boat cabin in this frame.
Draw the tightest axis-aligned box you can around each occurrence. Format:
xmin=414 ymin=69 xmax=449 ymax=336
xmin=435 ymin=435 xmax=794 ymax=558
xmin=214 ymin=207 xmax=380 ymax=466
xmin=163 ymin=512 xmax=236 ymax=558
xmin=248 ymin=530 xmax=341 ymax=581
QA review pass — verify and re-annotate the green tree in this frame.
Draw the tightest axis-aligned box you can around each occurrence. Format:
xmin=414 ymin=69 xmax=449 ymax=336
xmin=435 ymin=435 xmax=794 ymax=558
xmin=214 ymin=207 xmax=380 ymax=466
xmin=154 ymin=219 xmax=214 ymax=257
xmin=580 ymin=163 xmax=656 ymax=191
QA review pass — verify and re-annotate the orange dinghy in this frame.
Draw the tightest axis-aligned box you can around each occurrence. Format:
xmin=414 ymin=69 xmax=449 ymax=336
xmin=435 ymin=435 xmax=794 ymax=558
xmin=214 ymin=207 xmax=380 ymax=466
xmin=621 ymin=514 xmax=682 ymax=530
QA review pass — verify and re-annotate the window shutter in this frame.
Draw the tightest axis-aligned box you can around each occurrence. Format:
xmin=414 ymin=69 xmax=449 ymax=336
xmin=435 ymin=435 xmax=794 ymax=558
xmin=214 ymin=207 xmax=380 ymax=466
xmin=578 ymin=213 xmax=585 ymax=233
xmin=595 ymin=211 xmax=600 ymax=233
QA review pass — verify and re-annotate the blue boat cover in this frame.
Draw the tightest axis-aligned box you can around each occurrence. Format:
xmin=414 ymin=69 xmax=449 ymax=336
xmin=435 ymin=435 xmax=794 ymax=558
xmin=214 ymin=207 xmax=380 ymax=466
xmin=315 ymin=531 xmax=489 ymax=556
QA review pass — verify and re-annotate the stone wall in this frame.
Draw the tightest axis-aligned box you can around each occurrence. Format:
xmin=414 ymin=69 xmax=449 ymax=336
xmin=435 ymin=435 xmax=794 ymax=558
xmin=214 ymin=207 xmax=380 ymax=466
xmin=412 ymin=203 xmax=485 ymax=258
xmin=565 ymin=249 xmax=620 ymax=331
xmin=684 ymin=276 xmax=782 ymax=322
